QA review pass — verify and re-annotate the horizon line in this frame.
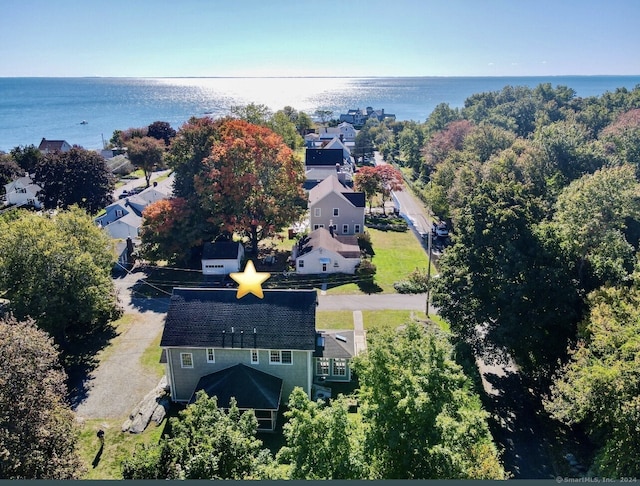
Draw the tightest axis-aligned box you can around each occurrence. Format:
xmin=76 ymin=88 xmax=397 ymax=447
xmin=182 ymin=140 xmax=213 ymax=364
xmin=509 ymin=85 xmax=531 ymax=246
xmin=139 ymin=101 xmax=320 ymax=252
xmin=2 ymin=74 xmax=640 ymax=80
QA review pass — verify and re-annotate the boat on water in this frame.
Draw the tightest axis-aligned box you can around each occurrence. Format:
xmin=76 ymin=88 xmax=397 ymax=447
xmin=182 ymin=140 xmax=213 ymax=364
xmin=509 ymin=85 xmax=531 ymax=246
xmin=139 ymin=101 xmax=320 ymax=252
xmin=80 ymin=120 xmax=88 ymax=125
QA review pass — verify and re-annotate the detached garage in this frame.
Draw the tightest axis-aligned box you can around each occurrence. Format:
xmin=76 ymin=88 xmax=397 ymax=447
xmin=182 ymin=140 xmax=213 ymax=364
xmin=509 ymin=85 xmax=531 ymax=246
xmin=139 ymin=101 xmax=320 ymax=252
xmin=201 ymin=241 xmax=245 ymax=275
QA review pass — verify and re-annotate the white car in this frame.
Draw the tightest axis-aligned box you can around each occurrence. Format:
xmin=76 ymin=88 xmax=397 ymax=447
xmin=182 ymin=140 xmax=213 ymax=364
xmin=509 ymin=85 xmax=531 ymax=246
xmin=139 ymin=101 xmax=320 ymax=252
xmin=432 ymin=222 xmax=449 ymax=237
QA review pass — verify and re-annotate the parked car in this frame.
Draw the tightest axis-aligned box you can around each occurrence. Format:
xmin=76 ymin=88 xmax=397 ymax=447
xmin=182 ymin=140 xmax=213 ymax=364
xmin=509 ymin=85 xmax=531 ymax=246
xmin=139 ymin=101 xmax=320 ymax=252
xmin=432 ymin=221 xmax=449 ymax=237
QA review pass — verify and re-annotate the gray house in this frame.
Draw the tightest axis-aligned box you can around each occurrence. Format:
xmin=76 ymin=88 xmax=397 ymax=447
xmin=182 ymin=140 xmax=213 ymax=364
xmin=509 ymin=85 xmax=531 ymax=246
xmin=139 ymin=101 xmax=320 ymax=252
xmin=160 ymin=288 xmax=318 ymax=430
xmin=308 ymin=174 xmax=365 ymax=235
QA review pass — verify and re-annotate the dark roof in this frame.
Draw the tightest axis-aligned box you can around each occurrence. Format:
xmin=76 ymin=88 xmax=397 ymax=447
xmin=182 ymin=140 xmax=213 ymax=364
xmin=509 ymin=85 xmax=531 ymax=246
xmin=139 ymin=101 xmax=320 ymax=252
xmin=190 ymin=363 xmax=283 ymax=410
xmin=202 ymin=241 xmax=242 ymax=260
xmin=305 ymin=148 xmax=343 ymax=166
xmin=342 ymin=192 xmax=365 ymax=208
xmin=38 ymin=138 xmax=69 ymax=151
xmin=315 ymin=331 xmax=355 ymax=359
xmin=161 ymin=288 xmax=317 ymax=350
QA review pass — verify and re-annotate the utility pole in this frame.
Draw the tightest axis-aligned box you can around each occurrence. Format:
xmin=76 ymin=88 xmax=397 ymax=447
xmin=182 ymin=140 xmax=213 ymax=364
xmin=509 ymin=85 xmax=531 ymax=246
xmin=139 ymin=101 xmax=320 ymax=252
xmin=426 ymin=228 xmax=433 ymax=317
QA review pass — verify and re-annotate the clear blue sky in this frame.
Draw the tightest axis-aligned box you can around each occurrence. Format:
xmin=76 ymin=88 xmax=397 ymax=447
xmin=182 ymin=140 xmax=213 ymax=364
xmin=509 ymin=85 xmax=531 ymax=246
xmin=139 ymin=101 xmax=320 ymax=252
xmin=1 ymin=0 xmax=638 ymax=77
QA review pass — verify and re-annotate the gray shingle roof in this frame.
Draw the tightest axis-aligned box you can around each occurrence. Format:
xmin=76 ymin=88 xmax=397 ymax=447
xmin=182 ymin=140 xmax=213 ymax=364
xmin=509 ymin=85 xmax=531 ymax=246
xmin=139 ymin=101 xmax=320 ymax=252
xmin=161 ymin=288 xmax=317 ymax=350
xmin=316 ymin=331 xmax=355 ymax=359
xmin=202 ymin=241 xmax=241 ymax=260
xmin=191 ymin=363 xmax=283 ymax=410
xmin=298 ymin=228 xmax=360 ymax=259
xmin=305 ymin=148 xmax=343 ymax=166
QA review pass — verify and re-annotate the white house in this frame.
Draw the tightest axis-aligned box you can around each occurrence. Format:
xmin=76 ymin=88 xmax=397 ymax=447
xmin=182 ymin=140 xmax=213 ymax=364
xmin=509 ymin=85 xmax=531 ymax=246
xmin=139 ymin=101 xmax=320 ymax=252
xmin=3 ymin=175 xmax=42 ymax=209
xmin=95 ymin=174 xmax=174 ymax=240
xmin=201 ymin=241 xmax=245 ymax=275
xmin=318 ymin=123 xmax=356 ymax=142
xmin=293 ymin=228 xmax=361 ymax=275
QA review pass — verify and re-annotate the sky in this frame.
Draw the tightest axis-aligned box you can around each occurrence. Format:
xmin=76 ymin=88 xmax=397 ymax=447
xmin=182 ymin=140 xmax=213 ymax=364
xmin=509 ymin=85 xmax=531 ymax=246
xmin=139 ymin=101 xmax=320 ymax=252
xmin=1 ymin=0 xmax=639 ymax=77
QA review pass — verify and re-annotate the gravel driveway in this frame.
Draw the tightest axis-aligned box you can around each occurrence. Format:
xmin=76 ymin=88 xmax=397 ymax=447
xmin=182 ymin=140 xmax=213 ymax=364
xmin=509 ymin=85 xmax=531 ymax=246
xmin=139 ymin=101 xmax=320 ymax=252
xmin=73 ymin=270 xmax=170 ymax=420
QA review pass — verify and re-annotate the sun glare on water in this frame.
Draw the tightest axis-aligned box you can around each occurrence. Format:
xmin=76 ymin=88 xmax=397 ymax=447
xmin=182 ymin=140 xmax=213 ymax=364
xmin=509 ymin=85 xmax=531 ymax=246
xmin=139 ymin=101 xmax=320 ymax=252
xmin=153 ymin=76 xmax=357 ymax=113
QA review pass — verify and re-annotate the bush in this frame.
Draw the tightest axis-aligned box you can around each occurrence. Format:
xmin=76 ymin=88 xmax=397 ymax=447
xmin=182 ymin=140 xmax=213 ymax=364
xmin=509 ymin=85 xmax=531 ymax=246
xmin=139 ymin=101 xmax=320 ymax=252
xmin=365 ymin=215 xmax=408 ymax=232
xmin=356 ymin=259 xmax=377 ymax=277
xmin=357 ymin=232 xmax=374 ymax=256
xmin=393 ymin=268 xmax=430 ymax=294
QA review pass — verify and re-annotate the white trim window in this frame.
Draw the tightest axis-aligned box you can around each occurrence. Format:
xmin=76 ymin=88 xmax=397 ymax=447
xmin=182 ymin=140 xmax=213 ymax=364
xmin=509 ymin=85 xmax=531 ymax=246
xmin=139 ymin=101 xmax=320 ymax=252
xmin=269 ymin=350 xmax=293 ymax=365
xmin=180 ymin=352 xmax=193 ymax=368
xmin=316 ymin=358 xmax=330 ymax=376
xmin=342 ymin=224 xmax=349 ymax=234
xmin=250 ymin=349 xmax=259 ymax=364
xmin=206 ymin=348 xmax=215 ymax=363
xmin=355 ymin=224 xmax=361 ymax=234
xmin=314 ymin=208 xmax=321 ymax=217
xmin=333 ymin=208 xmax=339 ymax=217
xmin=298 ymin=259 xmax=304 ymax=268
xmin=332 ymin=358 xmax=347 ymax=376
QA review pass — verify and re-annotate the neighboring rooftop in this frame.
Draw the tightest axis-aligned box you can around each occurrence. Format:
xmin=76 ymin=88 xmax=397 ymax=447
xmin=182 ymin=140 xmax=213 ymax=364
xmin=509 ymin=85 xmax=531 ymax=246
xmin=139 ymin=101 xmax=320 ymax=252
xmin=297 ymin=228 xmax=360 ymax=259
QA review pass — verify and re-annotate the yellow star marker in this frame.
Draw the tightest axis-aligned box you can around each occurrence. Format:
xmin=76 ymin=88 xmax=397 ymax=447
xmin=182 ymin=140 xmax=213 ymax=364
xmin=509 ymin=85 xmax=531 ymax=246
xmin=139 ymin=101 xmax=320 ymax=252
xmin=229 ymin=260 xmax=270 ymax=299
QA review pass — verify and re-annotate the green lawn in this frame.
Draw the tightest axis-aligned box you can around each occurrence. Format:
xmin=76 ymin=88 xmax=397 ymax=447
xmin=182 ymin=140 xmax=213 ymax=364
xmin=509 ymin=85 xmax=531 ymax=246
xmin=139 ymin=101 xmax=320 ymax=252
xmin=326 ymin=227 xmax=433 ymax=294
xmin=77 ymin=417 xmax=165 ymax=479
xmin=317 ymin=309 xmax=448 ymax=334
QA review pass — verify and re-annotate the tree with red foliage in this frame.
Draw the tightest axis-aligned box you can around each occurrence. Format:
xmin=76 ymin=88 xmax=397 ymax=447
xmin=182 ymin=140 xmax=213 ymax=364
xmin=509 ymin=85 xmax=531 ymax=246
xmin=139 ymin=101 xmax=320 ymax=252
xmin=375 ymin=165 xmax=404 ymax=215
xmin=354 ymin=166 xmax=381 ymax=214
xmin=194 ymin=119 xmax=306 ymax=254
xmin=355 ymin=164 xmax=404 ymax=215
xmin=139 ymin=198 xmax=195 ymax=264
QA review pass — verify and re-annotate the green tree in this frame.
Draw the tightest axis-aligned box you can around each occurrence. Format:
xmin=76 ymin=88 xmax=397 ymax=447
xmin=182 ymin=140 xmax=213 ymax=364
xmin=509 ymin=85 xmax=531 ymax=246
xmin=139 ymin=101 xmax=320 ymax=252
xmin=278 ymin=388 xmax=364 ymax=479
xmin=431 ymin=178 xmax=582 ymax=381
xmin=270 ymin=110 xmax=304 ymax=149
xmin=551 ymin=164 xmax=640 ymax=288
xmin=0 ymin=317 xmax=84 ymax=479
xmin=32 ymin=147 xmax=114 ymax=214
xmin=194 ymin=119 xmax=306 ymax=254
xmin=545 ymin=272 xmax=640 ymax=477
xmin=9 ymin=144 xmax=42 ymax=173
xmin=533 ymin=119 xmax=606 ymax=185
xmin=126 ymin=136 xmax=165 ymax=187
xmin=0 ymin=208 xmax=121 ymax=352
xmin=397 ymin=122 xmax=424 ymax=175
xmin=353 ymin=322 xmax=507 ymax=479
xmin=231 ymin=102 xmax=273 ymax=125
xmin=122 ymin=391 xmax=272 ymax=479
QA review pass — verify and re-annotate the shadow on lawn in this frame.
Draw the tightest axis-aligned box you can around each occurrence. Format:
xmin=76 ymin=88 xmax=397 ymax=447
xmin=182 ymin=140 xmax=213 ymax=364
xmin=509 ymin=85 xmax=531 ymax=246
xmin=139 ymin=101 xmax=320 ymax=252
xmin=65 ymin=321 xmax=119 ymax=408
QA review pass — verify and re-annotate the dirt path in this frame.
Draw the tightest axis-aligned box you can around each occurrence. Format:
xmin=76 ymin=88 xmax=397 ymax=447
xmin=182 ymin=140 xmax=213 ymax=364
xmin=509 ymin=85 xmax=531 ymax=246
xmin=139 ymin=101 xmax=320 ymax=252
xmin=73 ymin=270 xmax=170 ymax=420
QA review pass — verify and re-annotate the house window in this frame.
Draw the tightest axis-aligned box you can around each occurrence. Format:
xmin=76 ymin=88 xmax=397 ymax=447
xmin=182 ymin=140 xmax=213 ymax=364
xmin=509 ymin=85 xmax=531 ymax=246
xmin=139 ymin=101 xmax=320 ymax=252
xmin=206 ymin=348 xmax=215 ymax=363
xmin=115 ymin=209 xmax=124 ymax=218
xmin=250 ymin=349 xmax=259 ymax=364
xmin=316 ymin=358 xmax=330 ymax=375
xmin=16 ymin=187 xmax=26 ymax=193
xmin=354 ymin=224 xmax=361 ymax=234
xmin=322 ymin=263 xmax=327 ymax=272
xmin=180 ymin=353 xmax=193 ymax=368
xmin=314 ymin=208 xmax=321 ymax=217
xmin=332 ymin=358 xmax=347 ymax=376
xmin=342 ymin=224 xmax=349 ymax=234
xmin=269 ymin=350 xmax=293 ymax=365
xmin=333 ymin=208 xmax=339 ymax=217
xmin=298 ymin=260 xmax=304 ymax=268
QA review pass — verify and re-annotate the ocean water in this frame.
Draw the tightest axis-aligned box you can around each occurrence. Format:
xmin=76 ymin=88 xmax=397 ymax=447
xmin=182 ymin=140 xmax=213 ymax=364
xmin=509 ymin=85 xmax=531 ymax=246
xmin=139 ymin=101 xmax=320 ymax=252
xmin=1 ymin=76 xmax=639 ymax=152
